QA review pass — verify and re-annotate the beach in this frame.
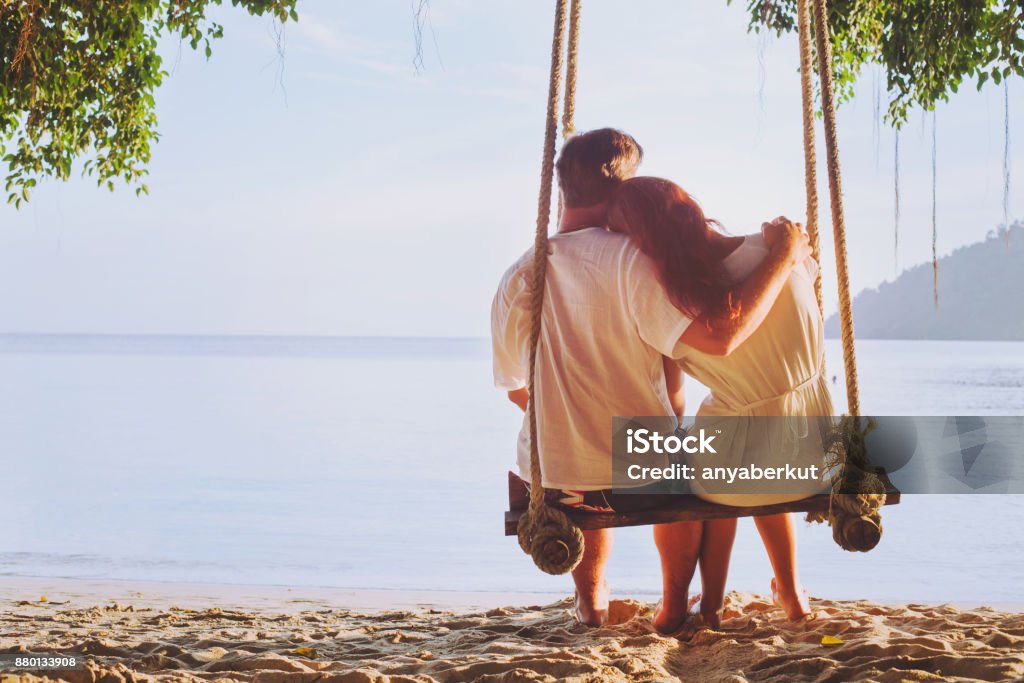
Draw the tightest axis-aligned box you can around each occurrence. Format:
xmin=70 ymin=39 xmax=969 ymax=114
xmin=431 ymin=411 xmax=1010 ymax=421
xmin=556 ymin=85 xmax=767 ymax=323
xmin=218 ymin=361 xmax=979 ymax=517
xmin=3 ymin=338 xmax=1024 ymax=681
xmin=2 ymin=578 xmax=1024 ymax=682
xmin=2 ymin=0 xmax=1022 ymax=677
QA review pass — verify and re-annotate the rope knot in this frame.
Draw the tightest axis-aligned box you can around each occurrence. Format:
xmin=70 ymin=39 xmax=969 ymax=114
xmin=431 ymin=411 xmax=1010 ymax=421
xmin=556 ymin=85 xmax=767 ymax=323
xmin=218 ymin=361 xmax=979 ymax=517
xmin=807 ymin=415 xmax=887 ymax=552
xmin=517 ymin=504 xmax=584 ymax=575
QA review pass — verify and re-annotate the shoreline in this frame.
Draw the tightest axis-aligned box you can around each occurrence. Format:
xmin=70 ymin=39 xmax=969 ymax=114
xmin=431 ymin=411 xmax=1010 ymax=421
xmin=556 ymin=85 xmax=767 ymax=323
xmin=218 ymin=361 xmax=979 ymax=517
xmin=0 ymin=576 xmax=563 ymax=614
xmin=3 ymin=575 xmax=1023 ymax=615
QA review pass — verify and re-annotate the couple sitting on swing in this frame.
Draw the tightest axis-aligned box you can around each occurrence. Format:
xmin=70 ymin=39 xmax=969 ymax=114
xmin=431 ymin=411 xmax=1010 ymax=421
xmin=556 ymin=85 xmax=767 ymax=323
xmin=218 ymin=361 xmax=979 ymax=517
xmin=491 ymin=128 xmax=833 ymax=631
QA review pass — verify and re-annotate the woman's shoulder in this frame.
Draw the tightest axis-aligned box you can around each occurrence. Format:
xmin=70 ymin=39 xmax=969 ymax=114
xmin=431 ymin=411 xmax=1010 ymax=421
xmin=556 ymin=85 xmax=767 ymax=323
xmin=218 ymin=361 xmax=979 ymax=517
xmin=741 ymin=232 xmax=769 ymax=253
xmin=721 ymin=232 xmax=769 ymax=280
xmin=734 ymin=231 xmax=822 ymax=285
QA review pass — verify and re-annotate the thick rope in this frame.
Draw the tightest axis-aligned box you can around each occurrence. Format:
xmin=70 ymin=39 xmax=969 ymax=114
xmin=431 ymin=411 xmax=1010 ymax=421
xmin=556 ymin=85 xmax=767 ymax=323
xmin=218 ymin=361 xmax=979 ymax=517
xmin=516 ymin=0 xmax=584 ymax=576
xmin=796 ymin=0 xmax=822 ymax=314
xmin=812 ymin=415 xmax=887 ymax=551
xmin=556 ymin=0 xmax=582 ymax=222
xmin=562 ymin=0 xmax=581 ymax=139
xmin=804 ymin=0 xmax=885 ymax=552
xmin=810 ymin=0 xmax=859 ymax=418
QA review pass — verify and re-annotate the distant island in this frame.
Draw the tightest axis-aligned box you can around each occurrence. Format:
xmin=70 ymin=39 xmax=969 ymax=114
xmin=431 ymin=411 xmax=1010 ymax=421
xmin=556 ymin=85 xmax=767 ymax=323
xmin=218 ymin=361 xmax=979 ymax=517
xmin=825 ymin=223 xmax=1023 ymax=341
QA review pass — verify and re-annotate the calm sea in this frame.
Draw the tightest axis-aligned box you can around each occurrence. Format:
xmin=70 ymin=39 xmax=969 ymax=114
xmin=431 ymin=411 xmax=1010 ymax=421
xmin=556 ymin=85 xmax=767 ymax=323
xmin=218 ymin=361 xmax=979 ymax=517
xmin=1 ymin=336 xmax=1022 ymax=606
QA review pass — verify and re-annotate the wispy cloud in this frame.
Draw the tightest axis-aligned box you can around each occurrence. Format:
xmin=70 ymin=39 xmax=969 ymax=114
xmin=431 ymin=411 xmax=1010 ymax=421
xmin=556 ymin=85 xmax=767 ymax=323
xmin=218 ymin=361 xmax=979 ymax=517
xmin=291 ymin=14 xmax=409 ymax=79
xmin=291 ymin=15 xmax=544 ymax=104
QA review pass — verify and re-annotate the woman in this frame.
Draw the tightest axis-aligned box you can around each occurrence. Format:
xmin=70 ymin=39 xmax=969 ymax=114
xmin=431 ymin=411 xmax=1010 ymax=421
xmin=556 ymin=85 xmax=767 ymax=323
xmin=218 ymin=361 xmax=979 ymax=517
xmin=607 ymin=176 xmax=833 ymax=625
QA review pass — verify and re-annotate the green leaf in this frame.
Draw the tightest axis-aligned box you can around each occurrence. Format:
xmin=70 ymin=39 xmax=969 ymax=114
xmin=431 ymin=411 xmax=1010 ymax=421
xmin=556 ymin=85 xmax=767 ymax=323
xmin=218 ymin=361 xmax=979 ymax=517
xmin=0 ymin=0 xmax=299 ymax=207
xmin=735 ymin=0 xmax=1024 ymax=130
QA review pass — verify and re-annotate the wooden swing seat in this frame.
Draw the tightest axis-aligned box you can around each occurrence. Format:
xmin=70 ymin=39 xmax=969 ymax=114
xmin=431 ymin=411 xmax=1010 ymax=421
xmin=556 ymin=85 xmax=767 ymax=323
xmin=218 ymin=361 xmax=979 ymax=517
xmin=503 ymin=471 xmax=900 ymax=535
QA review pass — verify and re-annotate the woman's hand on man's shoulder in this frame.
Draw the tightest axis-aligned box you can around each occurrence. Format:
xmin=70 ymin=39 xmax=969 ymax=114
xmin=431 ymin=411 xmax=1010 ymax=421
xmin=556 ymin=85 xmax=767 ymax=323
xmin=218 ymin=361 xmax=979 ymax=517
xmin=761 ymin=217 xmax=811 ymax=265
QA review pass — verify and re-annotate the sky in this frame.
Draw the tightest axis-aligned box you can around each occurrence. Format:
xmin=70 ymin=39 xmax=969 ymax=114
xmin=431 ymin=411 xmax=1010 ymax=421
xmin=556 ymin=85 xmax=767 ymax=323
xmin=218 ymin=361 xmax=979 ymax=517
xmin=0 ymin=0 xmax=1019 ymax=337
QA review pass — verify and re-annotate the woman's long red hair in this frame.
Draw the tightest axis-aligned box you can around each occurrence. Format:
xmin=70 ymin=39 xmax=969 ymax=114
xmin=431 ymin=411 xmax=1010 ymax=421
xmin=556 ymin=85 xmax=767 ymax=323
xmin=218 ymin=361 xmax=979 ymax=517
xmin=607 ymin=176 xmax=737 ymax=322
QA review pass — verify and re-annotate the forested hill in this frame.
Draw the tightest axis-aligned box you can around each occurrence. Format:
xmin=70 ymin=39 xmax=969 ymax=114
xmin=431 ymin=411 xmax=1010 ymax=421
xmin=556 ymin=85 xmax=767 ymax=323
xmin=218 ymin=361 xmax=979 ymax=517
xmin=824 ymin=224 xmax=1023 ymax=341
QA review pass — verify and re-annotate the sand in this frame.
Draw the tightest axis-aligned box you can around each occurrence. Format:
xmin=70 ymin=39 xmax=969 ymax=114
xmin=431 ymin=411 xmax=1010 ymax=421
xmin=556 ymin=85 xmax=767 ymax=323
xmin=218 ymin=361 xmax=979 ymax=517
xmin=2 ymin=579 xmax=1023 ymax=683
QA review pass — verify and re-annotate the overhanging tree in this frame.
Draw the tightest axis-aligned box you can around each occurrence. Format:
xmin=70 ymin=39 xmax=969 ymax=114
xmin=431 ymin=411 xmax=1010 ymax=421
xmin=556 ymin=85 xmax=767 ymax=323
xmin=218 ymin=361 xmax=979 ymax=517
xmin=2 ymin=1 xmax=1021 ymax=210
xmin=734 ymin=0 xmax=1024 ymax=124
xmin=735 ymin=0 xmax=1022 ymax=276
xmin=0 ymin=0 xmax=297 ymax=206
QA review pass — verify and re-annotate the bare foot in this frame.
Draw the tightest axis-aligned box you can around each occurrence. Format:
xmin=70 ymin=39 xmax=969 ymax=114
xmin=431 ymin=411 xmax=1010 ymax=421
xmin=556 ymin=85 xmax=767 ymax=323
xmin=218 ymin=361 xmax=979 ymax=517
xmin=699 ymin=600 xmax=723 ymax=630
xmin=770 ymin=577 xmax=813 ymax=621
xmin=653 ymin=593 xmax=702 ymax=634
xmin=574 ymin=580 xmax=610 ymax=627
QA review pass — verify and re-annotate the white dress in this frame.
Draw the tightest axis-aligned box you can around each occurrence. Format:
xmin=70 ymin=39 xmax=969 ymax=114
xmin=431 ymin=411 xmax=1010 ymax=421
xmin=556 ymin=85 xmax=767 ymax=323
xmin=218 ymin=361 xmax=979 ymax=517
xmin=677 ymin=234 xmax=834 ymax=506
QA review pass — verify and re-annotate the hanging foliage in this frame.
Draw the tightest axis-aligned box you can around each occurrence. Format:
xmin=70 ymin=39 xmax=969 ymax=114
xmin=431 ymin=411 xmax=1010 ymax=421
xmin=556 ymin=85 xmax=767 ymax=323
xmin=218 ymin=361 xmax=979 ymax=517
xmin=893 ymin=130 xmax=900 ymax=271
xmin=0 ymin=0 xmax=298 ymax=206
xmin=732 ymin=0 xmax=1024 ymax=126
xmin=734 ymin=0 xmax=1021 ymax=305
xmin=1005 ymin=81 xmax=1013 ymax=243
xmin=931 ymin=112 xmax=938 ymax=308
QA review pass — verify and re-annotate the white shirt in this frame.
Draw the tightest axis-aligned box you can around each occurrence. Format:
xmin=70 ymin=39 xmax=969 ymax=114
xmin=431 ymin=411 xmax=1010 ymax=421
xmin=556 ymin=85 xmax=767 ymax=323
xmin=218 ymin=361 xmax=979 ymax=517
xmin=491 ymin=227 xmax=692 ymax=490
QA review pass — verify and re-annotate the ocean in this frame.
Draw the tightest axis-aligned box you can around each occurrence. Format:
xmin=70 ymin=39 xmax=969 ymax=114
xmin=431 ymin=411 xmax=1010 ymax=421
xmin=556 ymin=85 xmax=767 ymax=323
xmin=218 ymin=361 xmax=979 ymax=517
xmin=1 ymin=336 xmax=1022 ymax=606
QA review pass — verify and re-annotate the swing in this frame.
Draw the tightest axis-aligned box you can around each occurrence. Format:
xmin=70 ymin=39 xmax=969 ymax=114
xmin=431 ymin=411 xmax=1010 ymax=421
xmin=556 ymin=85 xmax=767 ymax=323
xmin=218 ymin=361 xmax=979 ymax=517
xmin=503 ymin=0 xmax=900 ymax=575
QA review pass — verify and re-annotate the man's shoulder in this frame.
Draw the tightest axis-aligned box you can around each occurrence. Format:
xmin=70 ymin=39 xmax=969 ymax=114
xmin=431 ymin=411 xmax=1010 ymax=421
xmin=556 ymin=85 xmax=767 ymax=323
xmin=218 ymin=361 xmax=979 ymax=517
xmin=551 ymin=228 xmax=647 ymax=273
xmin=495 ymin=246 xmax=537 ymax=305
xmin=498 ymin=229 xmax=644 ymax=293
xmin=499 ymin=246 xmax=535 ymax=286
xmin=550 ymin=226 xmax=632 ymax=250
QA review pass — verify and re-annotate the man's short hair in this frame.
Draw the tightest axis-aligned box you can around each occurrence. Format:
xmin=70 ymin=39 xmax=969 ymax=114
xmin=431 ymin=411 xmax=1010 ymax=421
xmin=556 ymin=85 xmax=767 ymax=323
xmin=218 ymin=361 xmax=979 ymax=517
xmin=555 ymin=128 xmax=643 ymax=208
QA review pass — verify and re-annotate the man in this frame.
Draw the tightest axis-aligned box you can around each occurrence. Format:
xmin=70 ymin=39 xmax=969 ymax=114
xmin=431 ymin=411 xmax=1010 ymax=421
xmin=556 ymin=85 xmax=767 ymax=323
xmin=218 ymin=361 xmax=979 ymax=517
xmin=491 ymin=128 xmax=810 ymax=628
